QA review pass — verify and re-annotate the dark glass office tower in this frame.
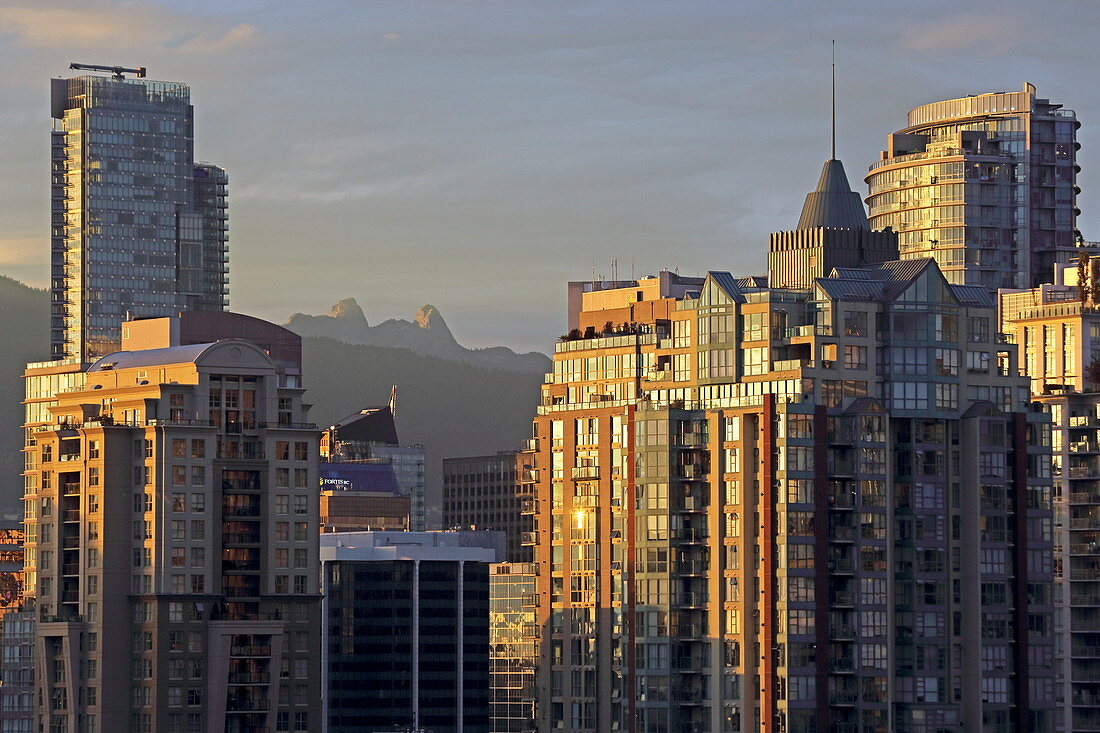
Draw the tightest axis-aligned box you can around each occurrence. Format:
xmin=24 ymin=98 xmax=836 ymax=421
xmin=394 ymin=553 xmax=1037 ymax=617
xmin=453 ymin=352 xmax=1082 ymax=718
xmin=322 ymin=531 xmax=502 ymax=733
xmin=49 ymin=71 xmax=229 ymax=362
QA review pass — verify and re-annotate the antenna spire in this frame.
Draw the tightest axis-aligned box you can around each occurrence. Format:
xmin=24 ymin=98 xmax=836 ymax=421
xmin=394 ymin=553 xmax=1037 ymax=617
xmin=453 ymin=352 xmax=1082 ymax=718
xmin=831 ymin=40 xmax=836 ymax=160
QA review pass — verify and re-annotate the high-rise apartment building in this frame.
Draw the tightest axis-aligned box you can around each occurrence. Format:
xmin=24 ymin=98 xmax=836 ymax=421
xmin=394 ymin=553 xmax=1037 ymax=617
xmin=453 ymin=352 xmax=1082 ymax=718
xmin=50 ymin=68 xmax=229 ymax=362
xmin=443 ymin=449 xmax=538 ymax=562
xmin=22 ymin=320 xmax=321 ymax=732
xmin=866 ymin=83 xmax=1080 ymax=291
xmin=528 ymin=160 xmax=1055 ymax=733
xmin=320 ymin=531 xmax=504 ymax=733
xmin=1002 ymin=258 xmax=1100 ymax=733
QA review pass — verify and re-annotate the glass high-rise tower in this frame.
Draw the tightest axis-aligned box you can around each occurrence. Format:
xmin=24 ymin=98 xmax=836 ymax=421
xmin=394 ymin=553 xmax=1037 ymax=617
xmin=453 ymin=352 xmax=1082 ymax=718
xmin=50 ymin=71 xmax=228 ymax=362
xmin=865 ymin=83 xmax=1080 ymax=291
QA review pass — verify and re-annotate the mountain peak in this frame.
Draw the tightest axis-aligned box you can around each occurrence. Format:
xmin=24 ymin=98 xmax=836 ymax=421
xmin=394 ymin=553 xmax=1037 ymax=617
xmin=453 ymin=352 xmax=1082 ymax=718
xmin=414 ymin=304 xmax=448 ymax=333
xmin=328 ymin=297 xmax=368 ymax=325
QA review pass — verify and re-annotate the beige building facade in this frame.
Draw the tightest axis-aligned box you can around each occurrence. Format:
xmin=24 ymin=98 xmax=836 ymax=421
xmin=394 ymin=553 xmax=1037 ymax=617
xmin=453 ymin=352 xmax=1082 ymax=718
xmin=23 ymin=334 xmax=321 ymax=732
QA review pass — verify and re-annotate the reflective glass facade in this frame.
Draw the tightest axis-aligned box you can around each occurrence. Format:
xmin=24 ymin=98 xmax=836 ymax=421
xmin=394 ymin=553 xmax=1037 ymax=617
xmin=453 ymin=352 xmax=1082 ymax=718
xmin=865 ymin=84 xmax=1080 ymax=291
xmin=490 ymin=563 xmax=537 ymax=732
xmin=50 ymin=75 xmax=228 ymax=362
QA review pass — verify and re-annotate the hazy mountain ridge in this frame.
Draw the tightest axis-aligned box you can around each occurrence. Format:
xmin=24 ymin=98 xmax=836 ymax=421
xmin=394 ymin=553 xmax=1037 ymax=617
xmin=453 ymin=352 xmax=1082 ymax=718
xmin=0 ymin=277 xmax=50 ymax=514
xmin=0 ymin=281 xmax=542 ymax=520
xmin=285 ymin=298 xmax=551 ymax=374
xmin=301 ymin=336 xmax=541 ymax=522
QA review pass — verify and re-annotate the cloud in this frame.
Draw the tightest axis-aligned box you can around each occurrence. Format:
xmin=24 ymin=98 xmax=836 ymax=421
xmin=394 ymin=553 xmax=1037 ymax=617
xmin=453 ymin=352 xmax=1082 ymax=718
xmin=899 ymin=12 xmax=1030 ymax=54
xmin=0 ymin=3 xmax=260 ymax=55
xmin=0 ymin=5 xmax=169 ymax=47
xmin=175 ymin=23 xmax=259 ymax=54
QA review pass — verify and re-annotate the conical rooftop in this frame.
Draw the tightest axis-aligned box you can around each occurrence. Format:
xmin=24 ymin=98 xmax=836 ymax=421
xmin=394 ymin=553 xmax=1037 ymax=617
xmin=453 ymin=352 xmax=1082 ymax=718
xmin=796 ymin=158 xmax=869 ymax=230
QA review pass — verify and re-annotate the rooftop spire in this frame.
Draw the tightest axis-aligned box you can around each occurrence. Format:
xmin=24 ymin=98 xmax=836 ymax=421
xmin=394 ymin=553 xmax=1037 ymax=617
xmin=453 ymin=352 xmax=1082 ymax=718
xmin=796 ymin=159 xmax=869 ymax=230
xmin=793 ymin=41 xmax=868 ymax=230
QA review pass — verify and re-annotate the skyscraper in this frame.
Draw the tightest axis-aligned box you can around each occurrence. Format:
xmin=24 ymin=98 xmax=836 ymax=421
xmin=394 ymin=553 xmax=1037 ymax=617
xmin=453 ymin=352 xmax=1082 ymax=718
xmin=50 ymin=67 xmax=229 ymax=362
xmin=528 ymin=159 xmax=1055 ymax=733
xmin=865 ymin=83 xmax=1080 ymax=291
xmin=1001 ymin=258 xmax=1100 ymax=733
xmin=22 ymin=314 xmax=322 ymax=732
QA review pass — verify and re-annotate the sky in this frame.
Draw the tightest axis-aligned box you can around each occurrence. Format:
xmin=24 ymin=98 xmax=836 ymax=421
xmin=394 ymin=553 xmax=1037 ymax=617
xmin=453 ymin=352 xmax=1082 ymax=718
xmin=1 ymin=0 xmax=1099 ymax=353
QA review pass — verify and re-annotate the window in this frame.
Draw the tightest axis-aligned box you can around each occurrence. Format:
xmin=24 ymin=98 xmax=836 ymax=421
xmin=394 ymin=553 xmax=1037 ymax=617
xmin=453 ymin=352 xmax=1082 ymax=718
xmin=892 ymin=382 xmax=928 ymax=410
xmin=190 ymin=466 xmax=204 ymax=486
xmin=294 ymin=442 xmax=309 ymax=461
xmin=275 ymin=495 xmax=289 ymax=514
xmin=190 ymin=439 xmax=205 ymax=458
xmin=844 ymin=345 xmax=867 ymax=370
xmin=275 ymin=522 xmax=289 ymax=542
xmin=275 ymin=442 xmax=290 ymax=460
xmin=742 ymin=347 xmax=767 ymax=376
xmin=171 ymin=494 xmax=186 ymax=512
xmin=191 ymin=494 xmax=205 ymax=513
xmin=293 ymin=496 xmax=308 ymax=515
xmin=172 ymin=439 xmax=186 ymax=458
xmin=171 ymin=466 xmax=186 ymax=486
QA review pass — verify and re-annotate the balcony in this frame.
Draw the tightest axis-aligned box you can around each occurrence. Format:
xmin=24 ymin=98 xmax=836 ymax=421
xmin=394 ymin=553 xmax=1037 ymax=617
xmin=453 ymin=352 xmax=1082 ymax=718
xmin=1071 ymin=493 xmax=1100 ymax=505
xmin=228 ymin=672 xmax=271 ymax=685
xmin=674 ymin=592 xmax=709 ymax=609
xmin=829 ymin=525 xmax=856 ymax=543
xmin=674 ymin=528 xmax=709 ymax=544
xmin=678 ymin=464 xmax=707 ymax=480
xmin=829 ymin=690 xmax=858 ymax=705
xmin=829 ymin=657 xmax=855 ymax=673
xmin=1072 ymin=442 xmax=1100 ymax=454
xmin=675 ymin=560 xmax=708 ymax=576
xmin=521 ymin=532 xmax=538 ymax=546
xmin=831 ymin=624 xmax=856 ymax=640
xmin=222 ymin=533 xmax=261 ymax=546
xmin=571 ymin=466 xmax=599 ymax=481
xmin=829 ymin=559 xmax=855 ymax=574
xmin=217 ymin=449 xmax=265 ymax=461
xmin=1070 ymin=569 xmax=1100 ymax=581
xmin=520 ymin=499 xmax=538 ymax=515
xmin=830 ymin=591 xmax=854 ymax=607
xmin=1071 ymin=518 xmax=1100 ymax=530
xmin=1072 ymin=466 xmax=1100 ymax=479
xmin=1072 ymin=595 xmax=1100 ymax=607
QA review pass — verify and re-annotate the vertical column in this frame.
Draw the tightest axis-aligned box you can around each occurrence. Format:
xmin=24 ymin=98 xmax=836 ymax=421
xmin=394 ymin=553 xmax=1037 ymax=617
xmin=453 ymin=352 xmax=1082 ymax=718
xmin=1011 ymin=412 xmax=1031 ymax=732
xmin=812 ymin=406 xmax=830 ymax=732
xmin=759 ymin=395 xmax=778 ymax=733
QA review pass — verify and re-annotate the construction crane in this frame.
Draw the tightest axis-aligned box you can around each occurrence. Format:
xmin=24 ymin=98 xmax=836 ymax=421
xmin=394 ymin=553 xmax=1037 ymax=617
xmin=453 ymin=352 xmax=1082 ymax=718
xmin=68 ymin=63 xmax=146 ymax=80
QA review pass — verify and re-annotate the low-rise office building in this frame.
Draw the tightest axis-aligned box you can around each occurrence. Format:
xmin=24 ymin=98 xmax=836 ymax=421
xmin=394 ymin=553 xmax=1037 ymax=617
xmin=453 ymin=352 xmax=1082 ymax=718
xmin=321 ymin=530 xmax=504 ymax=733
